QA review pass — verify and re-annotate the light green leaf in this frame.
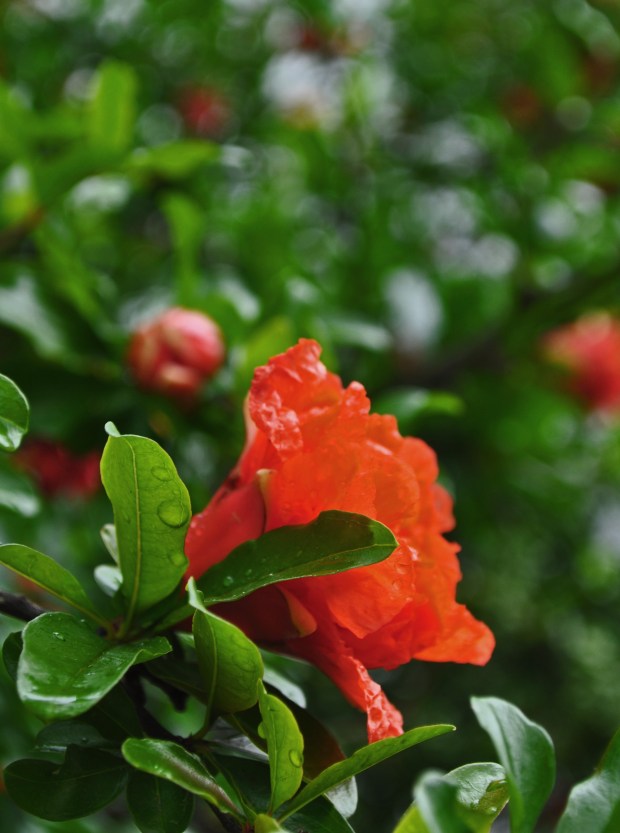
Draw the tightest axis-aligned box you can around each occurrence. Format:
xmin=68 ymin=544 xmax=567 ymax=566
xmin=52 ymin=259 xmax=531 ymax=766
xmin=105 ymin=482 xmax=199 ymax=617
xmin=255 ymin=814 xmax=289 ymax=832
xmin=258 ymin=681 xmax=305 ymax=813
xmin=556 ymin=729 xmax=620 ymax=833
xmin=471 ymin=697 xmax=555 ymax=833
xmin=0 ymin=543 xmax=108 ymax=627
xmin=88 ymin=61 xmax=136 ymax=154
xmin=449 ymin=762 xmax=508 ymax=832
xmin=100 ymin=431 xmax=190 ymax=628
xmin=127 ymin=769 xmax=195 ymax=833
xmin=17 ymin=612 xmax=170 ymax=720
xmin=0 ymin=372 xmax=29 ymax=451
xmin=5 ymin=747 xmax=127 ymax=821
xmin=0 ymin=464 xmax=40 ymax=516
xmin=280 ymin=724 xmax=454 ymax=821
xmin=189 ymin=579 xmax=264 ymax=716
xmin=127 ymin=142 xmax=219 ymax=179
xmin=122 ymin=738 xmax=242 ymax=819
xmin=198 ymin=510 xmax=397 ymax=605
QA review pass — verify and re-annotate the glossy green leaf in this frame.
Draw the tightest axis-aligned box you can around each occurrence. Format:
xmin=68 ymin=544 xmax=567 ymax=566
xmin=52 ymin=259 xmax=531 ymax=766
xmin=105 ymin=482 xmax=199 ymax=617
xmin=121 ymin=738 xmax=242 ymax=819
xmin=100 ymin=430 xmax=190 ymax=627
xmin=17 ymin=612 xmax=170 ymax=720
xmin=448 ymin=763 xmax=509 ymax=832
xmin=415 ymin=772 xmax=471 ymax=833
xmin=471 ymin=697 xmax=555 ymax=833
xmin=35 ymin=721 xmax=111 ymax=753
xmin=88 ymin=61 xmax=136 ymax=154
xmin=127 ymin=769 xmax=194 ymax=833
xmin=198 ymin=510 xmax=397 ymax=604
xmin=0 ymin=544 xmax=108 ymax=627
xmin=556 ymin=729 xmax=620 ymax=833
xmin=2 ymin=630 xmax=22 ymax=681
xmin=189 ymin=579 xmax=264 ymax=716
xmin=0 ymin=372 xmax=29 ymax=451
xmin=280 ymin=724 xmax=454 ymax=821
xmin=4 ymin=747 xmax=127 ymax=821
xmin=258 ymin=681 xmax=305 ymax=813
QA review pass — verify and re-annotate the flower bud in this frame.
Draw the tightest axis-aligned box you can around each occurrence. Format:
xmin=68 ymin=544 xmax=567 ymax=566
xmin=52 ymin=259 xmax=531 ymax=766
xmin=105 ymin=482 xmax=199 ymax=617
xmin=127 ymin=307 xmax=225 ymax=400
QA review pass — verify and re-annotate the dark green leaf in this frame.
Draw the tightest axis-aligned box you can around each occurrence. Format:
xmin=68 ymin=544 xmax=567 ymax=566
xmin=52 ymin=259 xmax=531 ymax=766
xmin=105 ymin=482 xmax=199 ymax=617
xmin=189 ymin=579 xmax=264 ymax=716
xmin=121 ymin=738 xmax=242 ymax=819
xmin=556 ymin=729 xmax=620 ymax=833
xmin=0 ymin=544 xmax=108 ymax=627
xmin=100 ymin=431 xmax=190 ymax=627
xmin=88 ymin=61 xmax=136 ymax=154
xmin=449 ymin=763 xmax=509 ymax=833
xmin=17 ymin=612 xmax=170 ymax=720
xmin=127 ymin=769 xmax=194 ymax=833
xmin=258 ymin=681 xmax=305 ymax=813
xmin=36 ymin=721 xmax=111 ymax=753
xmin=2 ymin=630 xmax=23 ymax=681
xmin=280 ymin=724 xmax=454 ymax=821
xmin=147 ymin=654 xmax=209 ymax=702
xmin=4 ymin=747 xmax=127 ymax=821
xmin=471 ymin=697 xmax=555 ymax=833
xmin=415 ymin=772 xmax=471 ymax=833
xmin=198 ymin=510 xmax=397 ymax=605
xmin=0 ymin=373 xmax=29 ymax=452
xmin=80 ymin=683 xmax=144 ymax=742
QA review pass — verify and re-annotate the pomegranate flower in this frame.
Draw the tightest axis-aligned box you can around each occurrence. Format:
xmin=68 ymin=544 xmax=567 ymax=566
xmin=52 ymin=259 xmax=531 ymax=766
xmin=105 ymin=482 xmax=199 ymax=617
xmin=127 ymin=307 xmax=225 ymax=400
xmin=543 ymin=312 xmax=620 ymax=414
xmin=186 ymin=340 xmax=494 ymax=742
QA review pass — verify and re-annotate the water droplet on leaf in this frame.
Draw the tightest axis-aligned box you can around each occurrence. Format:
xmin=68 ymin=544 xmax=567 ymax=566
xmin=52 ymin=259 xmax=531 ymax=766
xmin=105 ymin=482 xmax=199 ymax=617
xmin=151 ymin=466 xmax=172 ymax=482
xmin=288 ymin=750 xmax=303 ymax=767
xmin=222 ymin=575 xmax=235 ymax=587
xmin=157 ymin=499 xmax=189 ymax=528
xmin=169 ymin=551 xmax=186 ymax=567
xmin=52 ymin=632 xmax=65 ymax=641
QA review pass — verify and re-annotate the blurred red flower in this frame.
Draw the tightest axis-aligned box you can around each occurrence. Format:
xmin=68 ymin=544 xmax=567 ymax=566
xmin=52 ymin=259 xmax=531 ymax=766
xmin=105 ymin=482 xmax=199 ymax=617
xmin=178 ymin=86 xmax=230 ymax=137
xmin=14 ymin=439 xmax=100 ymax=499
xmin=543 ymin=313 xmax=620 ymax=413
xmin=186 ymin=340 xmax=494 ymax=742
xmin=127 ymin=307 xmax=225 ymax=401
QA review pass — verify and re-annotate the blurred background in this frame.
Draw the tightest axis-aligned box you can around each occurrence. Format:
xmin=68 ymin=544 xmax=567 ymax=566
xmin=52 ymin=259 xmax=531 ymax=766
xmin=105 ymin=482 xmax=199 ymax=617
xmin=1 ymin=0 xmax=620 ymax=830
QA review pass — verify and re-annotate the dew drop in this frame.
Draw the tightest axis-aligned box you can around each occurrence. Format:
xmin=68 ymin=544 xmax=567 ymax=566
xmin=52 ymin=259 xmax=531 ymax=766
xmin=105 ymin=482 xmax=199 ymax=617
xmin=52 ymin=632 xmax=65 ymax=641
xmin=222 ymin=575 xmax=235 ymax=588
xmin=151 ymin=466 xmax=172 ymax=482
xmin=288 ymin=750 xmax=303 ymax=767
xmin=169 ymin=551 xmax=186 ymax=567
xmin=243 ymin=568 xmax=253 ymax=578
xmin=157 ymin=499 xmax=189 ymax=528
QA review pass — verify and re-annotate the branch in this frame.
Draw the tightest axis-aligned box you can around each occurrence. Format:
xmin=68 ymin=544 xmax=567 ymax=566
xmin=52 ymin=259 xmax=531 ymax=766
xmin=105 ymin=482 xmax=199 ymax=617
xmin=0 ymin=591 xmax=46 ymax=622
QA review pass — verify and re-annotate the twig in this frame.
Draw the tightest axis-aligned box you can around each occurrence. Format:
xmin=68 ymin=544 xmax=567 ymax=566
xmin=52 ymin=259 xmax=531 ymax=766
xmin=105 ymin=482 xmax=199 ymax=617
xmin=0 ymin=591 xmax=46 ymax=622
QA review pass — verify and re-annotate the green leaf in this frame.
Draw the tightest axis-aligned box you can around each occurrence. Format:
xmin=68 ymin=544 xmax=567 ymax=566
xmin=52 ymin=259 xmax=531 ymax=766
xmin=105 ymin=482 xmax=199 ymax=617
xmin=2 ymin=630 xmax=23 ymax=681
xmin=471 ymin=697 xmax=555 ymax=833
xmin=189 ymin=579 xmax=264 ymax=717
xmin=556 ymin=729 xmax=620 ymax=833
xmin=415 ymin=772 xmax=471 ymax=833
xmin=258 ymin=681 xmax=305 ymax=813
xmin=392 ymin=764 xmax=508 ymax=833
xmin=254 ymin=815 xmax=289 ymax=832
xmin=88 ymin=61 xmax=136 ymax=154
xmin=127 ymin=142 xmax=219 ymax=179
xmin=121 ymin=738 xmax=242 ymax=819
xmin=4 ymin=747 xmax=127 ymax=821
xmin=0 ymin=544 xmax=108 ymax=628
xmin=0 ymin=372 xmax=29 ymax=451
xmin=449 ymin=763 xmax=509 ymax=833
xmin=127 ymin=769 xmax=194 ymax=833
xmin=35 ymin=721 xmax=111 ymax=753
xmin=79 ymin=683 xmax=144 ymax=742
xmin=161 ymin=193 xmax=205 ymax=305
xmin=198 ymin=510 xmax=397 ymax=605
xmin=0 ymin=463 xmax=40 ymax=517
xmin=17 ymin=612 xmax=171 ymax=720
xmin=147 ymin=654 xmax=209 ymax=702
xmin=100 ymin=432 xmax=191 ymax=628
xmin=280 ymin=724 xmax=454 ymax=821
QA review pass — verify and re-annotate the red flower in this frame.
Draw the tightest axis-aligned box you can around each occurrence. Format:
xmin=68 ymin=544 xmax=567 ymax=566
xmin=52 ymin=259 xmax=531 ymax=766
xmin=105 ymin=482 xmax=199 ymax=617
xmin=186 ymin=340 xmax=494 ymax=742
xmin=178 ymin=86 xmax=230 ymax=137
xmin=14 ymin=439 xmax=101 ymax=499
xmin=543 ymin=313 xmax=620 ymax=413
xmin=127 ymin=307 xmax=225 ymax=400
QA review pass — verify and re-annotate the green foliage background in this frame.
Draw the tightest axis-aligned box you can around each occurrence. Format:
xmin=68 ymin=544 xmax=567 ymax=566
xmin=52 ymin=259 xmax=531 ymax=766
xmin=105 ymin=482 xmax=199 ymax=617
xmin=1 ymin=0 xmax=620 ymax=830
